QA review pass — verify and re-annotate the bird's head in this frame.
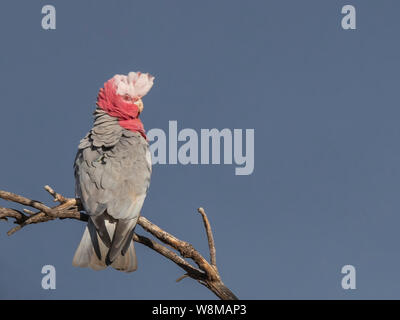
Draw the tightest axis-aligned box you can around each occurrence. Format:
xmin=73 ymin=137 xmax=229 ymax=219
xmin=113 ymin=71 xmax=154 ymax=114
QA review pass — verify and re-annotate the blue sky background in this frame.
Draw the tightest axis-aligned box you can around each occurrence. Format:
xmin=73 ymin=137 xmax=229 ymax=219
xmin=1 ymin=0 xmax=400 ymax=299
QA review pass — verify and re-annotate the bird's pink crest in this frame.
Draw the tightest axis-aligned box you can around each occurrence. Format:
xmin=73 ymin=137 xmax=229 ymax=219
xmin=113 ymin=72 xmax=154 ymax=99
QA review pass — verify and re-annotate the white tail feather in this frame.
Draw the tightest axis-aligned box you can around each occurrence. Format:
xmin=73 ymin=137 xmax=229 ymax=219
xmin=72 ymin=220 xmax=137 ymax=272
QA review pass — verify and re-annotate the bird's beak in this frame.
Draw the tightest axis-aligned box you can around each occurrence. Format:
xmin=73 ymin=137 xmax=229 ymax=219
xmin=136 ymin=98 xmax=144 ymax=114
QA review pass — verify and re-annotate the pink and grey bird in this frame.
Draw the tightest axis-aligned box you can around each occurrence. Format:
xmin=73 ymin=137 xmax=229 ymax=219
xmin=72 ymin=72 xmax=154 ymax=272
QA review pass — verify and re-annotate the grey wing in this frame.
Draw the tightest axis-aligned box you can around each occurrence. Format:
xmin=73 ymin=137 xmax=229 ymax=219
xmin=74 ymin=131 xmax=152 ymax=221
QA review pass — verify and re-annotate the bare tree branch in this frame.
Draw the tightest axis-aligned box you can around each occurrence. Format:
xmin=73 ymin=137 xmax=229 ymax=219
xmin=0 ymin=186 xmax=238 ymax=300
xmin=44 ymin=185 xmax=68 ymax=203
xmin=198 ymin=207 xmax=217 ymax=268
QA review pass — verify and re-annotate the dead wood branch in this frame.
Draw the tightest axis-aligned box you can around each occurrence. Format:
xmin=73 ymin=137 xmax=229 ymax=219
xmin=0 ymin=186 xmax=238 ymax=300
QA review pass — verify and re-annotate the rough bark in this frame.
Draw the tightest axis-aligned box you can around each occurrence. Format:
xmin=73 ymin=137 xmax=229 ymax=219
xmin=0 ymin=186 xmax=238 ymax=300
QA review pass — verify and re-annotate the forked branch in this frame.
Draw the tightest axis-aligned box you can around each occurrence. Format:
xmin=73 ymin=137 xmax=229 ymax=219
xmin=0 ymin=186 xmax=238 ymax=300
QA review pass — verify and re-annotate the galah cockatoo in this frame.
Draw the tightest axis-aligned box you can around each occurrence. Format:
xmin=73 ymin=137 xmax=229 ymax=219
xmin=72 ymin=72 xmax=154 ymax=272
